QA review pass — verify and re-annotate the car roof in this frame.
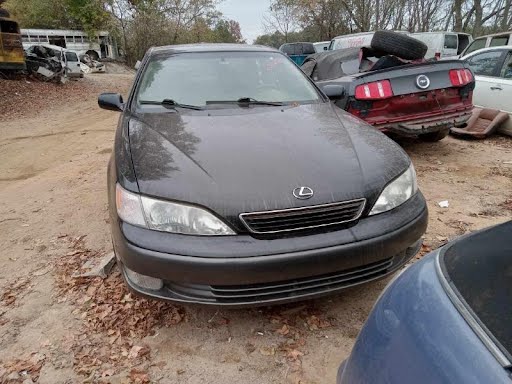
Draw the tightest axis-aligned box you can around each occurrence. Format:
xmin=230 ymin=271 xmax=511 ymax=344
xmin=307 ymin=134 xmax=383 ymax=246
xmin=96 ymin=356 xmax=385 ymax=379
xmin=26 ymin=43 xmax=78 ymax=53
xmin=149 ymin=43 xmax=278 ymax=55
xmin=474 ymin=30 xmax=512 ymax=39
xmin=412 ymin=31 xmax=471 ymax=36
xmin=461 ymin=45 xmax=512 ymax=58
xmin=331 ymin=30 xmax=410 ymax=40
xmin=281 ymin=42 xmax=313 ymax=45
xmin=331 ymin=31 xmax=375 ymax=40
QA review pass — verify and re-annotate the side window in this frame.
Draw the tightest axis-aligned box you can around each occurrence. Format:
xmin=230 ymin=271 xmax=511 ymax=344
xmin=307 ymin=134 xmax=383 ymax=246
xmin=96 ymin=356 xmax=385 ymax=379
xmin=465 ymin=38 xmax=486 ymax=55
xmin=490 ymin=36 xmax=509 ymax=47
xmin=0 ymin=20 xmax=19 ymax=33
xmin=500 ymin=53 xmax=512 ymax=79
xmin=65 ymin=52 xmax=78 ymax=62
xmin=444 ymin=34 xmax=458 ymax=49
xmin=467 ymin=51 xmax=504 ymax=76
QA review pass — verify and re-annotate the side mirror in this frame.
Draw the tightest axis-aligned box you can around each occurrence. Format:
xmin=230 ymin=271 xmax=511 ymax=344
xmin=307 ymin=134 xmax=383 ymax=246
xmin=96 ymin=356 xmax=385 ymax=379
xmin=134 ymin=60 xmax=141 ymax=70
xmin=323 ymin=47 xmax=328 ymax=51
xmin=98 ymin=93 xmax=124 ymax=112
xmin=321 ymin=84 xmax=346 ymax=99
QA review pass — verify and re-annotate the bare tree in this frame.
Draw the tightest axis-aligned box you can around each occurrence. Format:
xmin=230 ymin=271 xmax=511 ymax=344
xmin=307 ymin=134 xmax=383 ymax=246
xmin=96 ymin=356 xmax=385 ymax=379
xmin=105 ymin=0 xmax=132 ymax=60
xmin=263 ymin=0 xmax=299 ymax=42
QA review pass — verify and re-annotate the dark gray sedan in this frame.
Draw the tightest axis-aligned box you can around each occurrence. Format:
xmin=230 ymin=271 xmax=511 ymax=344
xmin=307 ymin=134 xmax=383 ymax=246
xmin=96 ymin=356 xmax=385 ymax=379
xmin=99 ymin=44 xmax=428 ymax=306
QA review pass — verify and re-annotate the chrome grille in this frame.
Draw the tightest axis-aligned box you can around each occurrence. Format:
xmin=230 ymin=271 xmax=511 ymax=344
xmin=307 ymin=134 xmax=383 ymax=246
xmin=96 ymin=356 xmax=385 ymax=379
xmin=239 ymin=199 xmax=366 ymax=234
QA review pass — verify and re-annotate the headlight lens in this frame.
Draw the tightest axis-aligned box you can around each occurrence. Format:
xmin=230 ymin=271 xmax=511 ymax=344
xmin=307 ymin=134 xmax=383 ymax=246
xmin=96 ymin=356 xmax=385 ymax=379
xmin=369 ymin=164 xmax=418 ymax=215
xmin=115 ymin=184 xmax=235 ymax=235
xmin=116 ymin=184 xmax=146 ymax=226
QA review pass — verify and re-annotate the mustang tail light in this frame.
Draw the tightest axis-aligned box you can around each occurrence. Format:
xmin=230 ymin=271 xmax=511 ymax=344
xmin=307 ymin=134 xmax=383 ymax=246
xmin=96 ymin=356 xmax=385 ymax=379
xmin=449 ymin=69 xmax=473 ymax=87
xmin=355 ymin=80 xmax=393 ymax=100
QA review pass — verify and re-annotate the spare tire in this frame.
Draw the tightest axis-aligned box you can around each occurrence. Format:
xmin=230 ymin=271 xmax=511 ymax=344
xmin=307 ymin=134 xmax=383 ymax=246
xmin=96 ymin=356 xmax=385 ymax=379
xmin=371 ymin=31 xmax=427 ymax=60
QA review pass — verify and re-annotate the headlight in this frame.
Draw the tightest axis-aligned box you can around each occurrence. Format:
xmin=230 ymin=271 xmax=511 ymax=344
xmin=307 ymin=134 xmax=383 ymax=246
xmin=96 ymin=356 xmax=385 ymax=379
xmin=115 ymin=184 xmax=235 ymax=235
xmin=369 ymin=164 xmax=418 ymax=215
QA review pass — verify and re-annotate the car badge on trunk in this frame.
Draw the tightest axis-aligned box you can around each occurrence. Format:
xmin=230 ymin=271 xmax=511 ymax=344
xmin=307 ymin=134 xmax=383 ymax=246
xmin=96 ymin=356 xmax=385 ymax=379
xmin=416 ymin=75 xmax=430 ymax=90
xmin=293 ymin=187 xmax=314 ymax=200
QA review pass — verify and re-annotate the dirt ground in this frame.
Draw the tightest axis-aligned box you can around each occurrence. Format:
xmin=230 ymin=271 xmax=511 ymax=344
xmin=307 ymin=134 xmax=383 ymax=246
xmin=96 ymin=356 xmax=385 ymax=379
xmin=0 ymin=73 xmax=511 ymax=384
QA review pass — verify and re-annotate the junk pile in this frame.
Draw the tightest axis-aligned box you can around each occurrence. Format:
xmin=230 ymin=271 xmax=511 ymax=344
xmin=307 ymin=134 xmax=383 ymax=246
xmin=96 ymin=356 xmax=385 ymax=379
xmin=25 ymin=45 xmax=66 ymax=83
xmin=80 ymin=54 xmax=106 ymax=73
xmin=451 ymin=108 xmax=510 ymax=139
xmin=302 ymin=31 xmax=429 ymax=81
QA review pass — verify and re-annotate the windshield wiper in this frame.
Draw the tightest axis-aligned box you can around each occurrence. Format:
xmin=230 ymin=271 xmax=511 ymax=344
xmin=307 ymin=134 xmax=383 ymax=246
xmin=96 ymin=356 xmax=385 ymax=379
xmin=139 ymin=99 xmax=204 ymax=110
xmin=206 ymin=97 xmax=285 ymax=107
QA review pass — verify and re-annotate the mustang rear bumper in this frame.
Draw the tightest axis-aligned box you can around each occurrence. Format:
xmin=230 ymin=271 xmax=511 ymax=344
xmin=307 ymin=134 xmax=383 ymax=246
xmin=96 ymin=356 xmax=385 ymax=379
xmin=375 ymin=110 xmax=472 ymax=136
xmin=112 ymin=193 xmax=428 ymax=306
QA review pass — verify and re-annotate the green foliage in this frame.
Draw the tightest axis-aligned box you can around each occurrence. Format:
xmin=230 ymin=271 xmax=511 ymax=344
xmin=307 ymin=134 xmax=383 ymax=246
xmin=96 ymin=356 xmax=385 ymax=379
xmin=212 ymin=19 xmax=244 ymax=44
xmin=5 ymin=0 xmax=246 ymax=65
xmin=254 ymin=30 xmax=317 ymax=48
xmin=5 ymin=0 xmax=72 ymax=28
xmin=66 ymin=0 xmax=111 ymax=35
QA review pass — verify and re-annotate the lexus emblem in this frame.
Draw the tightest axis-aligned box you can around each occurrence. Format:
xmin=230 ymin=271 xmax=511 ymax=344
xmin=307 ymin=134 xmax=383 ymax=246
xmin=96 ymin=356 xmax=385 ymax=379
xmin=416 ymin=74 xmax=430 ymax=90
xmin=293 ymin=186 xmax=314 ymax=200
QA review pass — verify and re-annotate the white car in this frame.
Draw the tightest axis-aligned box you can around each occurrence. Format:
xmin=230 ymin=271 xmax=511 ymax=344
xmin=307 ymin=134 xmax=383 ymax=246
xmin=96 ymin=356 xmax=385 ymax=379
xmin=411 ymin=32 xmax=472 ymax=59
xmin=63 ymin=49 xmax=82 ymax=78
xmin=461 ymin=46 xmax=512 ymax=132
xmin=460 ymin=31 xmax=512 ymax=57
xmin=313 ymin=41 xmax=330 ymax=53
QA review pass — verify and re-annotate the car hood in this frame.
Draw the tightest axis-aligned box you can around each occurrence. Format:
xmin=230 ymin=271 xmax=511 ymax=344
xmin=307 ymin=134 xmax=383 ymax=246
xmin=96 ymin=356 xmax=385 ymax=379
xmin=128 ymin=103 xmax=409 ymax=230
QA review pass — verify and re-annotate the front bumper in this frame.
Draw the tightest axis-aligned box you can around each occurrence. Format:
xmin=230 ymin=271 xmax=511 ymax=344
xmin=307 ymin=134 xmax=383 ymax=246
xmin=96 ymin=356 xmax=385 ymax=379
xmin=112 ymin=193 xmax=428 ymax=306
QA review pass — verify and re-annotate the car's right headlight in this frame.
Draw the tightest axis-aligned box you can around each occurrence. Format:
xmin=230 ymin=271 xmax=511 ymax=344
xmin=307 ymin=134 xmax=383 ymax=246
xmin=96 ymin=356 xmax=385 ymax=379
xmin=369 ymin=164 xmax=418 ymax=216
xmin=115 ymin=184 xmax=235 ymax=236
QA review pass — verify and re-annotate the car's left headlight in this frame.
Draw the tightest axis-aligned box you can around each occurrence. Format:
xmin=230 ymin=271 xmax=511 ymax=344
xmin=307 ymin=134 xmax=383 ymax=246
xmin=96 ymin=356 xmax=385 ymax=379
xmin=140 ymin=195 xmax=235 ymax=235
xmin=116 ymin=183 xmax=235 ymax=235
xmin=369 ymin=163 xmax=418 ymax=216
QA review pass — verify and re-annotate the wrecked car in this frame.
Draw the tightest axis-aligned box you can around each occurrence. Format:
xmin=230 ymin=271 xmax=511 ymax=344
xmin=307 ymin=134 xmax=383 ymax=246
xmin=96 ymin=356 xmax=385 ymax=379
xmin=302 ymin=31 xmax=475 ymax=141
xmin=337 ymin=221 xmax=512 ymax=384
xmin=99 ymin=43 xmax=427 ymax=306
xmin=80 ymin=54 xmax=105 ymax=73
xmin=25 ymin=44 xmax=81 ymax=81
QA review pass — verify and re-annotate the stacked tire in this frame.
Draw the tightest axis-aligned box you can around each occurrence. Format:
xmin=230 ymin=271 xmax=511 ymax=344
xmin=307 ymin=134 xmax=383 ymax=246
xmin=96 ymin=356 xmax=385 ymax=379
xmin=370 ymin=30 xmax=428 ymax=61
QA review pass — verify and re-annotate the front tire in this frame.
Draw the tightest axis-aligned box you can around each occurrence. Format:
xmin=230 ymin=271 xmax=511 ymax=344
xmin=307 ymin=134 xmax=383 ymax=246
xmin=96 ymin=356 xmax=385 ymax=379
xmin=419 ymin=129 xmax=449 ymax=142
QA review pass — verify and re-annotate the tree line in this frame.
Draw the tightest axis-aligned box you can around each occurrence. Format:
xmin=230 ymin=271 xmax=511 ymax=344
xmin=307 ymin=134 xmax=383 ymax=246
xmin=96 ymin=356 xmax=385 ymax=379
xmin=4 ymin=0 xmax=244 ymax=64
xmin=256 ymin=0 xmax=512 ymax=47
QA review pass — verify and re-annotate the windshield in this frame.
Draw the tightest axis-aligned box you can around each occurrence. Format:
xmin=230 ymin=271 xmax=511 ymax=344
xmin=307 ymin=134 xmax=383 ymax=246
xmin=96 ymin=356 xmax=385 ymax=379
xmin=135 ymin=51 xmax=322 ymax=107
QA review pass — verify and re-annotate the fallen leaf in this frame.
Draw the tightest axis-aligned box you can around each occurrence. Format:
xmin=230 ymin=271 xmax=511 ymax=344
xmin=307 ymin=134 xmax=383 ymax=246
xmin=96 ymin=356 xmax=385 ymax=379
xmin=259 ymin=346 xmax=276 ymax=356
xmin=129 ymin=368 xmax=150 ymax=383
xmin=287 ymin=349 xmax=304 ymax=361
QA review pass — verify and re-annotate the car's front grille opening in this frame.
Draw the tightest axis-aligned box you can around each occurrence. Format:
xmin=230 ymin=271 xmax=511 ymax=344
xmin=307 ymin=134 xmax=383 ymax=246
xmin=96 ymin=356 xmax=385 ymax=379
xmin=239 ymin=199 xmax=366 ymax=234
xmin=165 ymin=257 xmax=393 ymax=304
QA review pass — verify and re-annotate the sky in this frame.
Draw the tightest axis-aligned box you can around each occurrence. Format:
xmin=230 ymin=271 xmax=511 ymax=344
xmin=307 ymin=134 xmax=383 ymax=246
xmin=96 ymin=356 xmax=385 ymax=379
xmin=218 ymin=0 xmax=270 ymax=43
